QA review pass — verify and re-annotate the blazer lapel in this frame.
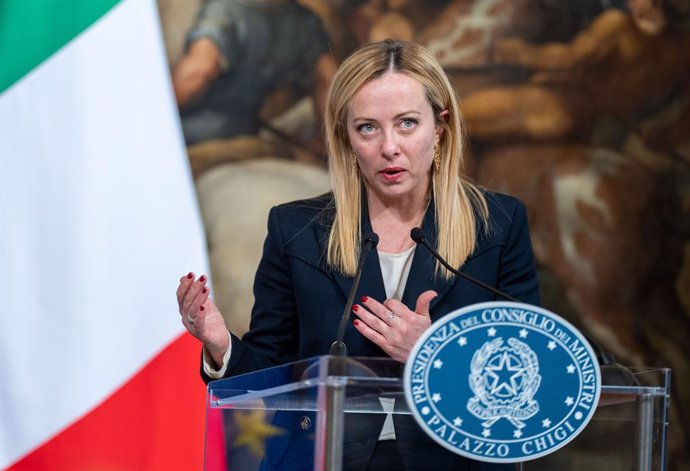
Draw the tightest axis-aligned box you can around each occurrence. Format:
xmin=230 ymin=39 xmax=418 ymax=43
xmin=401 ymin=200 xmax=456 ymax=313
xmin=313 ymin=202 xmax=387 ymax=306
xmin=314 ymin=196 xmax=461 ymax=311
xmin=355 ymin=213 xmax=387 ymax=301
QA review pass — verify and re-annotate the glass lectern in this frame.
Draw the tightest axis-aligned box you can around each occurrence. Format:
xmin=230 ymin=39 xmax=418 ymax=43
xmin=204 ymin=356 xmax=670 ymax=471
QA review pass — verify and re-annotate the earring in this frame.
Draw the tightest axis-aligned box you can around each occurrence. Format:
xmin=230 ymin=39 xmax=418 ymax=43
xmin=351 ymin=152 xmax=359 ymax=176
xmin=433 ymin=144 xmax=441 ymax=172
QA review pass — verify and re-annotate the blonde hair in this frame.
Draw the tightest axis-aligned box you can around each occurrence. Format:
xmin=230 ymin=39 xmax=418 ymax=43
xmin=324 ymin=40 xmax=489 ymax=278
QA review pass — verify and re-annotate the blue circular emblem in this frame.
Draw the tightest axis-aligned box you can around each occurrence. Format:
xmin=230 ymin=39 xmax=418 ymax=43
xmin=404 ymin=301 xmax=601 ymax=463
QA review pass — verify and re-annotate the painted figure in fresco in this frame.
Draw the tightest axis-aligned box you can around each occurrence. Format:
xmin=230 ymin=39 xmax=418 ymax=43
xmin=172 ymin=0 xmax=337 ymax=149
xmin=417 ymin=0 xmax=531 ymax=67
xmin=170 ymin=0 xmax=337 ymax=334
xmin=455 ymin=0 xmax=690 ymax=448
xmin=348 ymin=0 xmax=415 ymax=43
xmin=415 ymin=0 xmax=614 ymax=69
xmin=461 ymin=0 xmax=690 ymax=142
xmin=456 ymin=0 xmax=690 ymax=357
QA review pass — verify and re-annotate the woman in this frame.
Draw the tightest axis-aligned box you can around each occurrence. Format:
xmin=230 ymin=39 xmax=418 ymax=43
xmin=178 ymin=39 xmax=539 ymax=470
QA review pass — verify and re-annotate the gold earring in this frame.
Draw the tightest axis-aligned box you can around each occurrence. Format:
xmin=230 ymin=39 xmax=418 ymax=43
xmin=433 ymin=144 xmax=441 ymax=171
xmin=351 ymin=152 xmax=359 ymax=176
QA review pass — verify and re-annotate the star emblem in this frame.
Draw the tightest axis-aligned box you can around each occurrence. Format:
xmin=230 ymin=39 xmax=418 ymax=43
xmin=453 ymin=417 xmax=463 ymax=427
xmin=487 ymin=327 xmax=497 ymax=337
xmin=547 ymin=340 xmax=556 ymax=351
xmin=432 ymin=393 xmax=442 ymax=403
xmin=514 ymin=429 xmax=523 ymax=438
xmin=458 ymin=336 xmax=468 ymax=346
xmin=565 ymin=396 xmax=575 ymax=406
xmin=233 ymin=410 xmax=285 ymax=457
xmin=566 ymin=364 xmax=576 ymax=374
xmin=433 ymin=359 xmax=443 ymax=369
xmin=482 ymin=428 xmax=491 ymax=438
xmin=484 ymin=351 xmax=525 ymax=398
xmin=542 ymin=418 xmax=552 ymax=428
xmin=519 ymin=328 xmax=528 ymax=338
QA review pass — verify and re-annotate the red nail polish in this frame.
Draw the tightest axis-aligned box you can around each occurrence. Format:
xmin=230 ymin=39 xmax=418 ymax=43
xmin=352 ymin=304 xmax=359 ymax=312
xmin=202 ymin=287 xmax=208 ymax=294
xmin=354 ymin=320 xmax=360 ymax=327
xmin=200 ymin=306 xmax=205 ymax=311
xmin=187 ymin=272 xmax=193 ymax=279
xmin=199 ymin=275 xmax=206 ymax=282
xmin=361 ymin=296 xmax=368 ymax=303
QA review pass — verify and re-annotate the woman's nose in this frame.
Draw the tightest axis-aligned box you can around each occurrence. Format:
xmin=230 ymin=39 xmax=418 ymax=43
xmin=381 ymin=130 xmax=400 ymax=158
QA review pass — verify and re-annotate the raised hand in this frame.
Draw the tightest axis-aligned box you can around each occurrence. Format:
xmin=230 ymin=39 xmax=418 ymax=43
xmin=352 ymin=290 xmax=437 ymax=363
xmin=176 ymin=272 xmax=229 ymax=367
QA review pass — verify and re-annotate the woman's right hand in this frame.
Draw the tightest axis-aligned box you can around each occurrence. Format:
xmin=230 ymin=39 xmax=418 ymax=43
xmin=176 ymin=272 xmax=229 ymax=367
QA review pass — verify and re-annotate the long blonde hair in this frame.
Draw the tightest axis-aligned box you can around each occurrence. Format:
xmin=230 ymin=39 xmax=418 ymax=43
xmin=324 ymin=40 xmax=488 ymax=279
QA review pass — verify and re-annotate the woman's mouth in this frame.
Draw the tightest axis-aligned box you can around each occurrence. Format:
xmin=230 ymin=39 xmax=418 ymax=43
xmin=379 ymin=167 xmax=405 ymax=182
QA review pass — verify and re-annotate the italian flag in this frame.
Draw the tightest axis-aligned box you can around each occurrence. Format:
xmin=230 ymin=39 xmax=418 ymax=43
xmin=0 ymin=0 xmax=210 ymax=470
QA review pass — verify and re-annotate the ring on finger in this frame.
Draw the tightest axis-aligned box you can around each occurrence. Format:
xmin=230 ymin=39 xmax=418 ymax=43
xmin=386 ymin=311 xmax=397 ymax=324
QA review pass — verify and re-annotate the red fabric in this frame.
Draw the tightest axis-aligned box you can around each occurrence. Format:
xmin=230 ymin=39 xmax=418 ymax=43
xmin=204 ymin=401 xmax=229 ymax=471
xmin=5 ymin=334 xmax=207 ymax=471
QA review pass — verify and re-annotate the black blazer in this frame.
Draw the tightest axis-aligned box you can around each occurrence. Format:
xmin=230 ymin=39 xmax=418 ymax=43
xmin=206 ymin=191 xmax=539 ymax=471
xmin=220 ymin=191 xmax=540 ymax=377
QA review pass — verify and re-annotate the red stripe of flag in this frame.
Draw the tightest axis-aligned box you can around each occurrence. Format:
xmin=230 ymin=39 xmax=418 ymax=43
xmin=5 ymin=334 xmax=207 ymax=471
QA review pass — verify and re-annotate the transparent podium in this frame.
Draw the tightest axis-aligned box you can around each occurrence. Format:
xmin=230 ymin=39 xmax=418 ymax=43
xmin=204 ymin=356 xmax=670 ymax=471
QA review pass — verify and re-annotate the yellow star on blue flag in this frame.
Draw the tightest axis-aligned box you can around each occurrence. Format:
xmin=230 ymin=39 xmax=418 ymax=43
xmin=232 ymin=409 xmax=285 ymax=458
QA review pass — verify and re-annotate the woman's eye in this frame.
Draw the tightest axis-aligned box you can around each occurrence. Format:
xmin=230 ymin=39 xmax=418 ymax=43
xmin=400 ymin=118 xmax=417 ymax=129
xmin=358 ymin=123 xmax=376 ymax=134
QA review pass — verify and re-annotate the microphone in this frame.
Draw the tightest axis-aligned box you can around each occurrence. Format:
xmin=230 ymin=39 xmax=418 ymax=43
xmin=410 ymin=227 xmax=637 ymax=384
xmin=330 ymin=232 xmax=380 ymax=356
xmin=410 ymin=227 xmax=515 ymax=301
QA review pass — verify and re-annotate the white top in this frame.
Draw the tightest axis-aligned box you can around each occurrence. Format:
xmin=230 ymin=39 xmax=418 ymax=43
xmin=378 ymin=245 xmax=416 ymax=300
xmin=203 ymin=246 xmax=417 ymax=440
xmin=373 ymin=245 xmax=416 ymax=440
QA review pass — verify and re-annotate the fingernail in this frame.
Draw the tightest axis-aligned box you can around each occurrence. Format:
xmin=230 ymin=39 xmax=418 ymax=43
xmin=202 ymin=287 xmax=208 ymax=294
xmin=361 ymin=296 xmax=368 ymax=303
xmin=186 ymin=272 xmax=193 ymax=279
xmin=199 ymin=275 xmax=206 ymax=282
xmin=352 ymin=304 xmax=359 ymax=312
xmin=354 ymin=320 xmax=360 ymax=327
xmin=200 ymin=306 xmax=205 ymax=311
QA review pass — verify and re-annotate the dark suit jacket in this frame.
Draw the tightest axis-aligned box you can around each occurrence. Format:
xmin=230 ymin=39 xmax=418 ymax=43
xmin=205 ymin=191 xmax=539 ymax=471
xmin=220 ymin=190 xmax=539 ymax=375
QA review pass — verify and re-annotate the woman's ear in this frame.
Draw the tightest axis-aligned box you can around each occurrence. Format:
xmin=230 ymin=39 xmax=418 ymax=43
xmin=436 ymin=109 xmax=450 ymax=138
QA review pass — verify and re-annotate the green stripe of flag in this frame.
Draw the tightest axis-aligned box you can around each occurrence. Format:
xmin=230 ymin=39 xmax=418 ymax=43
xmin=0 ymin=0 xmax=121 ymax=94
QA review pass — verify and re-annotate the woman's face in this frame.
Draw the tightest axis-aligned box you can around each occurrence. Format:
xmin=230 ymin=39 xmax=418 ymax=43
xmin=628 ymin=0 xmax=666 ymax=35
xmin=346 ymin=71 xmax=442 ymax=207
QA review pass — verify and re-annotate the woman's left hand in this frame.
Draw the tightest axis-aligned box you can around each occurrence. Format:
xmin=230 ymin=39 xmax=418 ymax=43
xmin=353 ymin=290 xmax=438 ymax=363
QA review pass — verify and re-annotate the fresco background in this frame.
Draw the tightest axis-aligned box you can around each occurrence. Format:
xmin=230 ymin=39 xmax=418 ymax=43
xmin=157 ymin=0 xmax=690 ymax=469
